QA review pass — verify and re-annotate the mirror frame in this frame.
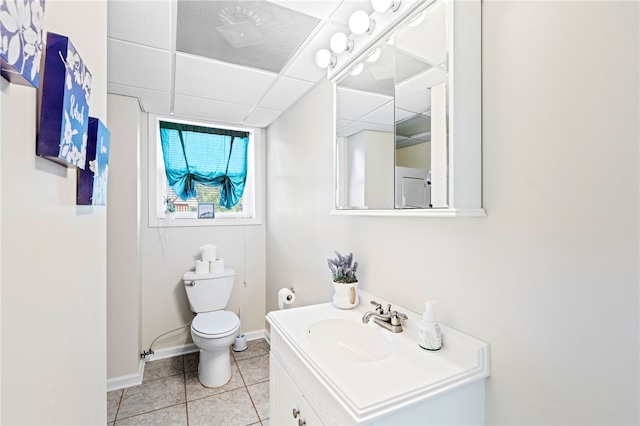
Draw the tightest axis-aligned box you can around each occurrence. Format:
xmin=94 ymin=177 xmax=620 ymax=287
xmin=329 ymin=0 xmax=484 ymax=217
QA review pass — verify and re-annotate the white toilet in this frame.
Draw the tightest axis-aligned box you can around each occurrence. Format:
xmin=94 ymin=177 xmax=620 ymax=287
xmin=183 ymin=268 xmax=240 ymax=388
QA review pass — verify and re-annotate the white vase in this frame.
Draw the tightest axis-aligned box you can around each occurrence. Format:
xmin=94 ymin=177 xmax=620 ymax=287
xmin=332 ymin=281 xmax=359 ymax=309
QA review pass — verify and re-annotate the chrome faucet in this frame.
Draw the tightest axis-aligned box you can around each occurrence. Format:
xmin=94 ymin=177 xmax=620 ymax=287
xmin=362 ymin=300 xmax=408 ymax=333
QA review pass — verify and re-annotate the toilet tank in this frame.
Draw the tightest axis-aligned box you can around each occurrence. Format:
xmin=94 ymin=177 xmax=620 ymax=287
xmin=183 ymin=268 xmax=236 ymax=313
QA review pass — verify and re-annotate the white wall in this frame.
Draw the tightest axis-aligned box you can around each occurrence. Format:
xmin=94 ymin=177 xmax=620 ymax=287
xmin=265 ymin=2 xmax=639 ymax=425
xmin=139 ymin=121 xmax=266 ymax=350
xmin=266 ymin=79 xmax=354 ymax=314
xmin=0 ymin=0 xmax=108 ymax=423
xmin=396 ymin=142 xmax=430 ymax=170
xmin=107 ymin=94 xmax=142 ymax=380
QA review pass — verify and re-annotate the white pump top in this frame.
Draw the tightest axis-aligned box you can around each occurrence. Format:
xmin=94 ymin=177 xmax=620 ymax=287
xmin=423 ymin=300 xmax=438 ymax=322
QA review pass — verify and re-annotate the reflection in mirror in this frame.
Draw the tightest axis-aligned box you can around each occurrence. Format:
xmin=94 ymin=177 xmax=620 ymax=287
xmin=335 ymin=0 xmax=448 ymax=210
xmin=336 ymin=43 xmax=395 ymax=209
xmin=394 ymin=1 xmax=447 ymax=209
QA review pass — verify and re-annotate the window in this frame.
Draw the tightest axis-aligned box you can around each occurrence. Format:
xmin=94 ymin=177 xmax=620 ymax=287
xmin=148 ymin=115 xmax=261 ymax=227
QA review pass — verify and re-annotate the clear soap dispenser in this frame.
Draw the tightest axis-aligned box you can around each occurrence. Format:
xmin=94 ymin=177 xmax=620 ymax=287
xmin=418 ymin=300 xmax=442 ymax=351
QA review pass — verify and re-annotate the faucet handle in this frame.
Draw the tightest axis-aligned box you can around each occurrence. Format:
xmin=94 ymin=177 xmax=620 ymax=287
xmin=370 ymin=300 xmax=383 ymax=313
xmin=391 ymin=311 xmax=408 ymax=326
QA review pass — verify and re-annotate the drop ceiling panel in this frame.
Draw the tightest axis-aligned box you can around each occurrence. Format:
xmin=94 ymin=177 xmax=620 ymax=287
xmin=284 ymin=20 xmax=346 ymax=81
xmin=259 ymin=77 xmax=313 ymax=111
xmin=268 ymin=1 xmax=337 ymax=19
xmin=359 ymin=99 xmax=394 ymax=125
xmin=174 ymin=94 xmax=254 ymax=125
xmin=107 ymin=1 xmax=173 ymax=50
xmin=175 ymin=54 xmax=277 ymax=105
xmin=107 ymin=39 xmax=172 ymax=92
xmin=336 ymin=87 xmax=392 ymax=121
xmin=243 ymin=106 xmax=284 ymax=128
xmin=396 ymin=70 xmax=444 ymax=114
xmin=176 ymin=1 xmax=320 ymax=73
xmin=338 ymin=121 xmax=393 ymax=138
xmin=395 ymin=108 xmax=415 ymax=122
xmin=337 ymin=118 xmax=352 ymax=132
xmin=107 ymin=83 xmax=171 ymax=115
xmin=328 ymin=0 xmax=373 ymax=25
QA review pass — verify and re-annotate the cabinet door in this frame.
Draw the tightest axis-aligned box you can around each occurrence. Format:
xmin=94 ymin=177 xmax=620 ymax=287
xmin=270 ymin=353 xmax=324 ymax=426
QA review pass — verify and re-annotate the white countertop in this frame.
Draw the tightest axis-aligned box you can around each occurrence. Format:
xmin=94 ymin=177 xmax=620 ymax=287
xmin=267 ymin=290 xmax=490 ymax=422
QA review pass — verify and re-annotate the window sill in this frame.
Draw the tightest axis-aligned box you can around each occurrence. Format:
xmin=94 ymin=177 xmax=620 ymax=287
xmin=149 ymin=216 xmax=262 ymax=228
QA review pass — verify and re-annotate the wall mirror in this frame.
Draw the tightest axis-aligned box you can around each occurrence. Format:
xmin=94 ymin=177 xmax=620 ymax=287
xmin=331 ymin=0 xmax=484 ymax=217
xmin=336 ymin=0 xmax=447 ymax=210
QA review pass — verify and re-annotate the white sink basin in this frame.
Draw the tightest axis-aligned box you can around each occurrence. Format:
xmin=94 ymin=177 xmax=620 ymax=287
xmin=306 ymin=318 xmax=394 ymax=362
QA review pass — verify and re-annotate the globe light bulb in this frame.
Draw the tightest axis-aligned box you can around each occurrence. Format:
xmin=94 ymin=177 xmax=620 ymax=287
xmin=349 ymin=10 xmax=375 ymax=35
xmin=330 ymin=32 xmax=353 ymax=54
xmin=371 ymin=0 xmax=401 ymax=13
xmin=315 ymin=49 xmax=335 ymax=68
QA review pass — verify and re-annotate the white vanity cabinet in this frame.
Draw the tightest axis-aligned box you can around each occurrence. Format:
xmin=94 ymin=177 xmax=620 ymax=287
xmin=270 ymin=354 xmax=323 ymax=426
xmin=267 ymin=294 xmax=491 ymax=425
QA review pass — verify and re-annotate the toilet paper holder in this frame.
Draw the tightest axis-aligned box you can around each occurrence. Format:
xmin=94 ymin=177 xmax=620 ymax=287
xmin=278 ymin=287 xmax=296 ymax=310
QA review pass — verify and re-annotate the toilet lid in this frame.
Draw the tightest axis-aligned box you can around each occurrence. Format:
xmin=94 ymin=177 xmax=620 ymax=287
xmin=192 ymin=311 xmax=239 ymax=336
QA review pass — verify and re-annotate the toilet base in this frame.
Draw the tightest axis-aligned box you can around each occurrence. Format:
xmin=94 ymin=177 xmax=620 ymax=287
xmin=198 ymin=348 xmax=232 ymax=388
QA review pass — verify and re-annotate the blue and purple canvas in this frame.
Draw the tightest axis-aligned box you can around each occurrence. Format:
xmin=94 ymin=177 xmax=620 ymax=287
xmin=77 ymin=118 xmax=110 ymax=206
xmin=0 ymin=0 xmax=46 ymax=87
xmin=37 ymin=32 xmax=91 ymax=169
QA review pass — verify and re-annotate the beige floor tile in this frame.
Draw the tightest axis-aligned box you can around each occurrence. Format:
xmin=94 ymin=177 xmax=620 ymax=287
xmin=187 ymin=388 xmax=259 ymax=426
xmin=232 ymin=339 xmax=270 ymax=361
xmin=184 ymin=352 xmax=199 ymax=373
xmin=117 ymin=375 xmax=186 ymax=420
xmin=185 ymin=363 xmax=244 ymax=401
xmin=107 ymin=389 xmax=122 ymax=422
xmin=261 ymin=419 xmax=270 ymax=426
xmin=236 ymin=354 xmax=269 ymax=386
xmin=143 ymin=356 xmax=184 ymax=382
xmin=115 ymin=403 xmax=187 ymax=426
xmin=247 ymin=381 xmax=270 ymax=420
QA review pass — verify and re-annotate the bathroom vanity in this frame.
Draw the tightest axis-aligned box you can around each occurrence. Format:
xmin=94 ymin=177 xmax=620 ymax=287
xmin=267 ymin=292 xmax=490 ymax=425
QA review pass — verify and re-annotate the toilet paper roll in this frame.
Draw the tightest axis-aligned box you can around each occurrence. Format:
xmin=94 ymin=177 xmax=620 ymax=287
xmin=211 ymin=258 xmax=225 ymax=273
xmin=201 ymin=245 xmax=217 ymax=262
xmin=278 ymin=288 xmax=296 ymax=310
xmin=195 ymin=260 xmax=208 ymax=275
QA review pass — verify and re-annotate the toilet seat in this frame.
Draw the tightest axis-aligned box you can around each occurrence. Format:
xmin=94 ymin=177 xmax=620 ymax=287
xmin=192 ymin=311 xmax=239 ymax=336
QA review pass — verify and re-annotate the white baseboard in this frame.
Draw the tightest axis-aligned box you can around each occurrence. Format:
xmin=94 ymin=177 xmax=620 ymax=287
xmin=107 ymin=359 xmax=145 ymax=392
xmin=106 ymin=329 xmax=268 ymax=391
xmin=144 ymin=343 xmax=199 ymax=362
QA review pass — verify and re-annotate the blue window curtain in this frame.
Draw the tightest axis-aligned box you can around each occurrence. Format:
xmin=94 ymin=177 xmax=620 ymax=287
xmin=159 ymin=121 xmax=249 ymax=209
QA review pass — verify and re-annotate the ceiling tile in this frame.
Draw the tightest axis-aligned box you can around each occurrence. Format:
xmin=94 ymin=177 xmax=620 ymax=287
xmin=268 ymin=1 xmax=337 ymax=19
xmin=328 ymin=0 xmax=373 ymax=25
xmin=107 ymin=83 xmax=171 ymax=115
xmin=107 ymin=1 xmax=173 ymax=50
xmin=173 ymin=94 xmax=254 ymax=125
xmin=339 ymin=121 xmax=393 ymax=138
xmin=284 ymin=20 xmax=346 ymax=82
xmin=259 ymin=77 xmax=313 ymax=111
xmin=243 ymin=106 xmax=284 ymax=128
xmin=395 ymin=69 xmax=445 ymax=114
xmin=336 ymin=87 xmax=392 ymax=121
xmin=175 ymin=54 xmax=277 ymax=105
xmin=107 ymin=39 xmax=172 ymax=92
xmin=176 ymin=1 xmax=319 ymax=74
xmin=360 ymin=99 xmax=394 ymax=125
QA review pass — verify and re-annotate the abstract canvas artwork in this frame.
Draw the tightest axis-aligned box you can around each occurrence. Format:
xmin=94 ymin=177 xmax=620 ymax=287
xmin=77 ymin=118 xmax=110 ymax=206
xmin=37 ymin=32 xmax=91 ymax=169
xmin=0 ymin=0 xmax=46 ymax=87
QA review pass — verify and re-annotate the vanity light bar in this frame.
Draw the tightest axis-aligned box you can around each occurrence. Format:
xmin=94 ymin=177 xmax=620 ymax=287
xmin=314 ymin=0 xmax=401 ymax=69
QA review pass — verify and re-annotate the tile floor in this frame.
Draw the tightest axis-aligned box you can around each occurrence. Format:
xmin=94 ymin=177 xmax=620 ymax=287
xmin=107 ymin=339 xmax=270 ymax=426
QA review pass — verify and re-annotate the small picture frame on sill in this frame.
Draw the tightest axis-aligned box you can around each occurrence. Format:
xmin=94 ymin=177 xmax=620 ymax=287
xmin=198 ymin=202 xmax=215 ymax=219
